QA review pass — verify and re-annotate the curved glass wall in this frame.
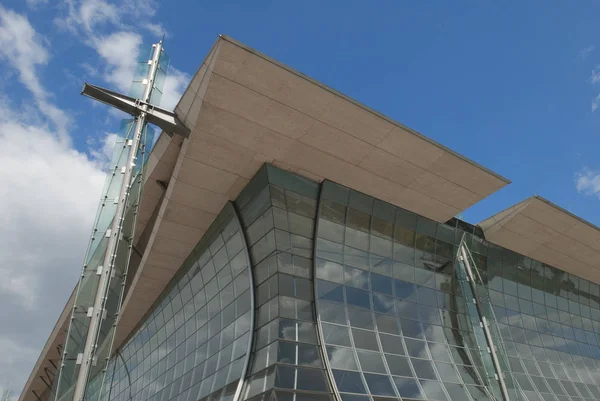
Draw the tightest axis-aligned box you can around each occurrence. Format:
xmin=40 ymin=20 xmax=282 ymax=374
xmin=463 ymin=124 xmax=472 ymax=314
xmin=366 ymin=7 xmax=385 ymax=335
xmin=314 ymin=180 xmax=493 ymax=401
xmin=78 ymin=163 xmax=600 ymax=401
xmin=314 ymin=179 xmax=600 ymax=401
xmin=96 ymin=202 xmax=254 ymax=401
xmin=234 ymin=165 xmax=334 ymax=401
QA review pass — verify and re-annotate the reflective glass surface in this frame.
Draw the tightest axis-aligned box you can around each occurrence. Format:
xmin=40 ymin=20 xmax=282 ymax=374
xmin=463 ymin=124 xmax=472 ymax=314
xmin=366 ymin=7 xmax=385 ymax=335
xmin=55 ymin=119 xmax=151 ymax=401
xmin=316 ymin=180 xmax=600 ymax=401
xmin=79 ymin=165 xmax=600 ymax=401
xmin=96 ymin=202 xmax=253 ymax=401
xmin=234 ymin=165 xmax=333 ymax=401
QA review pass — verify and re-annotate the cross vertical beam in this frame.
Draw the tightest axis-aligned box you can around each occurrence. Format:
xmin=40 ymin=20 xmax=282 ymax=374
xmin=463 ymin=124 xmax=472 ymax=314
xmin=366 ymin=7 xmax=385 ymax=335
xmin=70 ymin=41 xmax=163 ymax=401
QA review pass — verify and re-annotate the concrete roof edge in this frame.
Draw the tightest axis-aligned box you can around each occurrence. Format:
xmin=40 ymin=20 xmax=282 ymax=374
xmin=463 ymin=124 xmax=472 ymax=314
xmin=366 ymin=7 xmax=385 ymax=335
xmin=19 ymin=287 xmax=76 ymax=401
xmin=531 ymin=195 xmax=600 ymax=233
xmin=478 ymin=196 xmax=534 ymax=226
xmin=217 ymin=34 xmax=511 ymax=185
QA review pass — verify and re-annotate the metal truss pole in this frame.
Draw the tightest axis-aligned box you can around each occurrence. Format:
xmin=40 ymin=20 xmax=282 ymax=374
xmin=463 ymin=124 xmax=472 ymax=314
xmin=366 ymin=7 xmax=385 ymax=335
xmin=71 ymin=40 xmax=163 ymax=401
xmin=458 ymin=243 xmax=511 ymax=401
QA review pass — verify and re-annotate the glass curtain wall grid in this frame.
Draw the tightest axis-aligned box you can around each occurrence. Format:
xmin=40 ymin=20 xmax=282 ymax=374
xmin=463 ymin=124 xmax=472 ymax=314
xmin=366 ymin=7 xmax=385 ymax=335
xmin=313 ymin=178 xmax=600 ymax=401
xmin=54 ymin=120 xmax=153 ymax=401
xmin=454 ymin=234 xmax=518 ymax=401
xmin=233 ymin=165 xmax=334 ymax=401
xmin=83 ymin=163 xmax=600 ymax=401
xmin=95 ymin=202 xmax=254 ymax=401
xmin=54 ymin=40 xmax=166 ymax=401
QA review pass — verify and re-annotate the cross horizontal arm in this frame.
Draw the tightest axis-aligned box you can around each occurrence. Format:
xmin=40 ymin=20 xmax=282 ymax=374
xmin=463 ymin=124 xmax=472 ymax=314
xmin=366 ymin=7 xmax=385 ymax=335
xmin=81 ymin=83 xmax=191 ymax=138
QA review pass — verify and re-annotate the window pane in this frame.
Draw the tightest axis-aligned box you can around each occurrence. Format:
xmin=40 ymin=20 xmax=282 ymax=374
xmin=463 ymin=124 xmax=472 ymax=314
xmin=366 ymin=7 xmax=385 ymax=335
xmin=332 ymin=370 xmax=366 ymax=394
xmin=356 ymin=350 xmax=386 ymax=373
xmin=352 ymin=329 xmax=379 ymax=351
xmin=393 ymin=376 xmax=423 ymax=399
xmin=385 ymin=354 xmax=413 ymax=377
xmin=327 ymin=346 xmax=358 ymax=370
xmin=364 ymin=373 xmax=396 ymax=396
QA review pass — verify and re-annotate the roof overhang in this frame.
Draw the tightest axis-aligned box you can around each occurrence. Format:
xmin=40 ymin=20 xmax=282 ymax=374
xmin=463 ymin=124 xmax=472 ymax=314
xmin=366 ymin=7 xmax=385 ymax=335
xmin=480 ymin=196 xmax=600 ymax=283
xmin=21 ymin=34 xmax=510 ymax=401
xmin=112 ymin=34 xmax=509 ymax=348
xmin=18 ymin=289 xmax=75 ymax=401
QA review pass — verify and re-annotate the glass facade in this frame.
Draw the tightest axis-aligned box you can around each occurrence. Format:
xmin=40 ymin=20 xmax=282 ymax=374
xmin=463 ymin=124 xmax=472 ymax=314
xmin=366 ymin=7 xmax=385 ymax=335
xmin=234 ymin=165 xmax=333 ymax=401
xmin=95 ymin=202 xmax=254 ymax=401
xmin=314 ymin=179 xmax=600 ymax=401
xmin=88 ymin=164 xmax=600 ymax=401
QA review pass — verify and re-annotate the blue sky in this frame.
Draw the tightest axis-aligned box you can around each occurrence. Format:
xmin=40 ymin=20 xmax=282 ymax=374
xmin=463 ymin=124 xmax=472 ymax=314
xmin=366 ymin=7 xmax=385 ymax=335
xmin=1 ymin=0 xmax=600 ymax=397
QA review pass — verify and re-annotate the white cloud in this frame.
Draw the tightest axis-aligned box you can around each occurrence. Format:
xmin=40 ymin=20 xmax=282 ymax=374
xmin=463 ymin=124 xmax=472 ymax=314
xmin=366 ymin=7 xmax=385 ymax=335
xmin=25 ymin=0 xmax=49 ymax=10
xmin=0 ymin=107 xmax=105 ymax=397
xmin=575 ymin=168 xmax=600 ymax=197
xmin=54 ymin=0 xmax=187 ymax=111
xmin=88 ymin=131 xmax=119 ymax=167
xmin=57 ymin=0 xmax=119 ymax=33
xmin=0 ymin=6 xmax=70 ymax=138
xmin=57 ymin=0 xmax=159 ymax=34
xmin=0 ymin=338 xmax=37 ymax=400
xmin=0 ymin=3 xmax=189 ymax=397
xmin=593 ymin=95 xmax=600 ymax=112
xmin=161 ymin=66 xmax=190 ymax=110
xmin=579 ymin=45 xmax=595 ymax=60
xmin=591 ymin=65 xmax=600 ymax=84
xmin=94 ymin=30 xmax=143 ymax=92
xmin=0 ymin=6 xmax=108 ymax=397
xmin=143 ymin=22 xmax=167 ymax=38
xmin=92 ymin=30 xmax=189 ymax=110
xmin=91 ymin=31 xmax=189 ymax=110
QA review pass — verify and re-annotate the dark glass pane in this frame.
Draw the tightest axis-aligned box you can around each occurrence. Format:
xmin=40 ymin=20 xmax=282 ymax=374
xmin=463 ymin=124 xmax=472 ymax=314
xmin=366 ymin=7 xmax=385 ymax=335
xmin=411 ymin=358 xmax=437 ymax=380
xmin=319 ymin=301 xmax=347 ymax=325
xmin=364 ymin=373 xmax=396 ymax=396
xmin=341 ymin=395 xmax=369 ymax=401
xmin=346 ymin=287 xmax=371 ymax=309
xmin=371 ymin=273 xmax=393 ymax=295
xmin=379 ymin=333 xmax=405 ymax=355
xmin=443 ymin=383 xmax=471 ymax=401
xmin=395 ymin=280 xmax=417 ymax=300
xmin=400 ymin=318 xmax=424 ymax=339
xmin=297 ymin=343 xmax=321 ymax=367
xmin=356 ymin=350 xmax=386 ymax=373
xmin=275 ymin=365 xmax=296 ymax=389
xmin=344 ymin=267 xmax=369 ymax=289
xmin=375 ymin=314 xmax=399 ymax=335
xmin=348 ymin=307 xmax=374 ymax=330
xmin=332 ymin=370 xmax=366 ymax=394
xmin=420 ymin=380 xmax=448 ymax=401
xmin=393 ymin=376 xmax=423 ymax=399
xmin=434 ymin=361 xmax=460 ymax=383
xmin=296 ymin=367 xmax=327 ymax=391
xmin=321 ymin=323 xmax=351 ymax=346
xmin=352 ymin=328 xmax=379 ymax=351
xmin=404 ymin=338 xmax=429 ymax=359
xmin=385 ymin=354 xmax=413 ymax=377
xmin=372 ymin=293 xmax=395 ymax=314
xmin=317 ymin=280 xmax=344 ymax=302
xmin=396 ymin=209 xmax=417 ymax=230
xmin=466 ymin=385 xmax=488 ymax=401
xmin=326 ymin=346 xmax=358 ymax=370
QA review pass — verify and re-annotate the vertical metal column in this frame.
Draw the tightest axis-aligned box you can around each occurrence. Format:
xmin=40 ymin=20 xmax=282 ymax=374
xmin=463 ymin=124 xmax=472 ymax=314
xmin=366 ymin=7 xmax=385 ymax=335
xmin=70 ymin=41 xmax=163 ymax=401
xmin=458 ymin=241 xmax=511 ymax=401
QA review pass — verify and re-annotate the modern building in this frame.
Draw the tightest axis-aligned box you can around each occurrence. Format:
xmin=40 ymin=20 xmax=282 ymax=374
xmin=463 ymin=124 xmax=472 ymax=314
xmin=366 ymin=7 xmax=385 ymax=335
xmin=20 ymin=35 xmax=600 ymax=401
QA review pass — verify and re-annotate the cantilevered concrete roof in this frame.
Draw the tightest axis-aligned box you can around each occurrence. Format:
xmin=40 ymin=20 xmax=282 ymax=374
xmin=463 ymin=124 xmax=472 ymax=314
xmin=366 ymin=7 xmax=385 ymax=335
xmin=480 ymin=196 xmax=600 ymax=283
xmin=21 ymin=34 xmax=509 ymax=401
xmin=114 ymin=34 xmax=510 ymax=350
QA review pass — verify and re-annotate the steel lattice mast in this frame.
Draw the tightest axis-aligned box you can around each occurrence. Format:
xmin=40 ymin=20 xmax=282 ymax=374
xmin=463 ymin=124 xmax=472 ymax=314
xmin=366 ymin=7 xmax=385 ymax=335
xmin=53 ymin=40 xmax=189 ymax=401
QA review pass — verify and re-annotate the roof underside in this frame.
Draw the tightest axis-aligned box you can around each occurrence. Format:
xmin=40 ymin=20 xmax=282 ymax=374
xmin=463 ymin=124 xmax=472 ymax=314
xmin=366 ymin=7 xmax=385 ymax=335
xmin=21 ymin=35 xmax=510 ymax=401
xmin=480 ymin=196 xmax=600 ymax=283
xmin=113 ymin=34 xmax=510 ymax=350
